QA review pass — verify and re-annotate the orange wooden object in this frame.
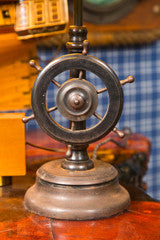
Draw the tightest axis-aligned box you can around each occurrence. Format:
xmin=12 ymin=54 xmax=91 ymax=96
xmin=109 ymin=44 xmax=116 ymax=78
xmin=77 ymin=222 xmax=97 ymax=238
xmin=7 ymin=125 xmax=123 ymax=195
xmin=51 ymin=201 xmax=160 ymax=240
xmin=0 ymin=32 xmax=37 ymax=111
xmin=0 ymin=113 xmax=26 ymax=176
xmin=0 ymin=201 xmax=159 ymax=239
xmin=25 ymin=129 xmax=150 ymax=166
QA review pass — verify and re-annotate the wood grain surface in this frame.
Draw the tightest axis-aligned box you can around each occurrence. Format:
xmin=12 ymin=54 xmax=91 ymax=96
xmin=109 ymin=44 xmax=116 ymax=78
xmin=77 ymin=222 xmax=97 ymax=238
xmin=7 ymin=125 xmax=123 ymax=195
xmin=0 ymin=129 xmax=159 ymax=240
xmin=0 ymin=198 xmax=159 ymax=240
xmin=51 ymin=201 xmax=160 ymax=240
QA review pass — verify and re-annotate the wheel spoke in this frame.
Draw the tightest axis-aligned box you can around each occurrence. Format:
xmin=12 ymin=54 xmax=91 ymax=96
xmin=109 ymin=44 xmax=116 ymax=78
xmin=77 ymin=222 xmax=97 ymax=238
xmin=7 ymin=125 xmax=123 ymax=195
xmin=97 ymin=76 xmax=134 ymax=94
xmin=70 ymin=121 xmax=75 ymax=130
xmin=51 ymin=79 xmax=61 ymax=88
xmin=29 ymin=60 xmax=42 ymax=72
xmin=93 ymin=112 xmax=103 ymax=121
xmin=79 ymin=70 xmax=83 ymax=80
xmin=66 ymin=144 xmax=72 ymax=157
xmin=97 ymin=87 xmax=107 ymax=94
xmin=120 ymin=76 xmax=134 ymax=86
xmin=113 ymin=127 xmax=125 ymax=138
xmin=22 ymin=114 xmax=35 ymax=123
xmin=22 ymin=106 xmax=58 ymax=123
xmin=48 ymin=106 xmax=58 ymax=113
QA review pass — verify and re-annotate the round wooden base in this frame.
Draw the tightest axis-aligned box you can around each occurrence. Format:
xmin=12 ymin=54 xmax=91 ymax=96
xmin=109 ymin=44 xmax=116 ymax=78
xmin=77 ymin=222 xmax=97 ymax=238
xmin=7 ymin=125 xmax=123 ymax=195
xmin=24 ymin=159 xmax=130 ymax=220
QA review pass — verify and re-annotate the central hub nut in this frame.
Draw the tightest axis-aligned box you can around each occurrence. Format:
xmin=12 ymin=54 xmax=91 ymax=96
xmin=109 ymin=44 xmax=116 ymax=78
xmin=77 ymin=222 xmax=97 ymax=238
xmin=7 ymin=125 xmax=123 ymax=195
xmin=56 ymin=79 xmax=98 ymax=122
xmin=69 ymin=93 xmax=85 ymax=110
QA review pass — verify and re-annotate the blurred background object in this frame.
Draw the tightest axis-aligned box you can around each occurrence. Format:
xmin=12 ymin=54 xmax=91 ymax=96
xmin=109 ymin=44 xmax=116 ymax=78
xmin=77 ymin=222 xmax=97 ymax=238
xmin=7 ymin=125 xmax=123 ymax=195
xmin=0 ymin=0 xmax=68 ymax=112
xmin=14 ymin=0 xmax=68 ymax=39
xmin=69 ymin=0 xmax=138 ymax=24
xmin=68 ymin=0 xmax=160 ymax=46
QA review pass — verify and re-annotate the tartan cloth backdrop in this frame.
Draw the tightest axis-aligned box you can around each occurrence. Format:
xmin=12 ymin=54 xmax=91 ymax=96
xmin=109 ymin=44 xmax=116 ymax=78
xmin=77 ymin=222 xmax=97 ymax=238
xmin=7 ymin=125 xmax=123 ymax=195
xmin=26 ymin=40 xmax=160 ymax=200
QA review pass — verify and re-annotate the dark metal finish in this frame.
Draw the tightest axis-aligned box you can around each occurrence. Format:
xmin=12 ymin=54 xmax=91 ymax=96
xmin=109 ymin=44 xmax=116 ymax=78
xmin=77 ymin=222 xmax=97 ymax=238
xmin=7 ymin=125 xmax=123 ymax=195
xmin=82 ymin=40 xmax=89 ymax=55
xmin=56 ymin=79 xmax=98 ymax=122
xmin=93 ymin=112 xmax=103 ymax=121
xmin=62 ymin=145 xmax=94 ymax=170
xmin=66 ymin=26 xmax=88 ymax=54
xmin=113 ymin=127 xmax=125 ymax=138
xmin=29 ymin=60 xmax=42 ymax=72
xmin=120 ymin=75 xmax=135 ymax=85
xmin=51 ymin=79 xmax=61 ymax=88
xmin=62 ymin=158 xmax=94 ymax=171
xmin=73 ymin=0 xmax=83 ymax=26
xmin=66 ymin=4 xmax=88 ymax=145
xmin=23 ymin=1 xmax=133 ymax=220
xmin=97 ymin=75 xmax=135 ymax=94
xmin=22 ymin=113 xmax=35 ymax=123
xmin=31 ymin=54 xmax=123 ymax=145
xmin=37 ymin=159 xmax=116 ymax=185
xmin=66 ymin=5 xmax=88 ymax=145
xmin=24 ymin=159 xmax=130 ymax=220
xmin=22 ymin=106 xmax=57 ymax=123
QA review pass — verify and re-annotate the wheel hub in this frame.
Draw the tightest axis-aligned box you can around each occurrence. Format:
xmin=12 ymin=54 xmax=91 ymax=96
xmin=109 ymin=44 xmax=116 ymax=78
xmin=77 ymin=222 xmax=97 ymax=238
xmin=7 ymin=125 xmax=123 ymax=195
xmin=56 ymin=79 xmax=98 ymax=121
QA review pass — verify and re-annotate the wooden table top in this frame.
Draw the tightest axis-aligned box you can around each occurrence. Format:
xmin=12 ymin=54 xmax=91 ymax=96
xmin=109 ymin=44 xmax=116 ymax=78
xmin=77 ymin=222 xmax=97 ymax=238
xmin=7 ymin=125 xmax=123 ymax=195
xmin=0 ymin=180 xmax=160 ymax=240
xmin=0 ymin=129 xmax=159 ymax=240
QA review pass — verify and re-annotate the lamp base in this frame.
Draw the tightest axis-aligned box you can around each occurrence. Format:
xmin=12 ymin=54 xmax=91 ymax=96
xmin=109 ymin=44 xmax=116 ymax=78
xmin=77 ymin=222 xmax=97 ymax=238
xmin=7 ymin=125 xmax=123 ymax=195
xmin=24 ymin=159 xmax=130 ymax=220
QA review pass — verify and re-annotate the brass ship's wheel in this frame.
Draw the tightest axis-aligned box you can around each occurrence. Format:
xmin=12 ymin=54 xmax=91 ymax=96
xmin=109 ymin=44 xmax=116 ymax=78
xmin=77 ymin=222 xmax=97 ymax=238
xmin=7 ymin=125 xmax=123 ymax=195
xmin=30 ymin=54 xmax=124 ymax=145
xmin=23 ymin=0 xmax=134 ymax=221
xmin=23 ymin=52 xmax=134 ymax=220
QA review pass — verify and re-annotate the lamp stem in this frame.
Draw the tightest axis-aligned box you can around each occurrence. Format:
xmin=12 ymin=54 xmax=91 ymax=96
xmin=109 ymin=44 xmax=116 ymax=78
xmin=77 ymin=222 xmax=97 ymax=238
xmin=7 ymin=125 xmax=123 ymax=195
xmin=73 ymin=0 xmax=83 ymax=26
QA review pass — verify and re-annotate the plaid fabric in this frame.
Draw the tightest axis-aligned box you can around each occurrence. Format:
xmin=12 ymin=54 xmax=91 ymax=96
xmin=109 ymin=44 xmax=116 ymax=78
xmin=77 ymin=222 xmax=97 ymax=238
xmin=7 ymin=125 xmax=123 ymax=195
xmin=26 ymin=40 xmax=160 ymax=200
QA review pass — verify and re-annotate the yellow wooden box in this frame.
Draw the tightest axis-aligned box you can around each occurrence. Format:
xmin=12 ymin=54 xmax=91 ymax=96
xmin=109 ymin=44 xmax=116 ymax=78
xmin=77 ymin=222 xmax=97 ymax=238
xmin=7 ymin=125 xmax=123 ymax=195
xmin=0 ymin=113 xmax=26 ymax=176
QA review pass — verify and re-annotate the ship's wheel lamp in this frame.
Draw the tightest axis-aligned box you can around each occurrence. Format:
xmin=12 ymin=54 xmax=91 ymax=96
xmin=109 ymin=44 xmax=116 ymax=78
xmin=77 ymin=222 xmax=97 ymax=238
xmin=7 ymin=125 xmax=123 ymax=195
xmin=23 ymin=0 xmax=134 ymax=220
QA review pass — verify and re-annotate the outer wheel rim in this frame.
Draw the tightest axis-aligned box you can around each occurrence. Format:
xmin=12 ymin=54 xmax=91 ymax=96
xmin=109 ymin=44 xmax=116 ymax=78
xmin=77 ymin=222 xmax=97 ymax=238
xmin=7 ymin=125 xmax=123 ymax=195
xmin=31 ymin=54 xmax=123 ymax=145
